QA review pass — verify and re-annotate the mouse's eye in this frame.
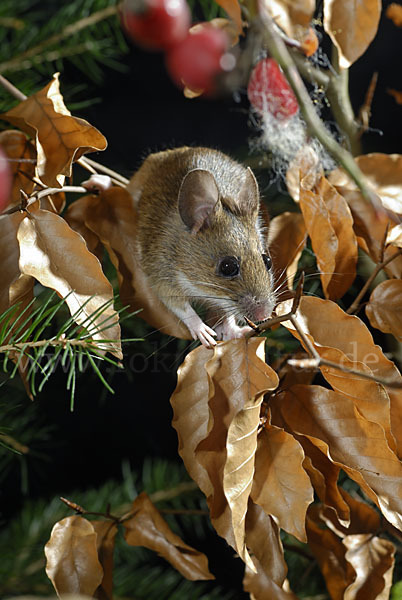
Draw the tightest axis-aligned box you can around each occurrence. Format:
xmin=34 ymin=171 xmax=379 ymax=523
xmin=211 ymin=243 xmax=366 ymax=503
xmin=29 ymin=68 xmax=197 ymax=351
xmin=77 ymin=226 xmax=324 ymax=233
xmin=218 ymin=256 xmax=240 ymax=277
xmin=262 ymin=254 xmax=272 ymax=271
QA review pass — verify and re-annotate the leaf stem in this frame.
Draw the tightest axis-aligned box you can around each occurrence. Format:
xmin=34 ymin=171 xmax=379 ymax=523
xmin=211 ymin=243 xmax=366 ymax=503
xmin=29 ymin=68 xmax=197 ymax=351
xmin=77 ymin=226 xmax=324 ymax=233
xmin=256 ymin=12 xmax=374 ymax=203
xmin=346 ymin=247 xmax=402 ymax=315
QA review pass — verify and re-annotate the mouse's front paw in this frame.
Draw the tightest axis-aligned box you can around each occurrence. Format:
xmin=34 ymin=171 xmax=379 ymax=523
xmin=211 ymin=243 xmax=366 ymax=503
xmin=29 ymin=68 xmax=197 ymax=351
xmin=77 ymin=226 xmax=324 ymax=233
xmin=82 ymin=174 xmax=113 ymax=193
xmin=215 ymin=316 xmax=253 ymax=341
xmin=187 ymin=320 xmax=217 ymax=348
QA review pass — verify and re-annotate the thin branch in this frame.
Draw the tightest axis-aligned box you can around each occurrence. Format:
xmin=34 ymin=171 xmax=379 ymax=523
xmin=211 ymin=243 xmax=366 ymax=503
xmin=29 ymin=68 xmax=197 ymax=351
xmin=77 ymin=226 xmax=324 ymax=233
xmin=346 ymin=247 xmax=402 ymax=315
xmin=79 ymin=157 xmax=129 ymax=186
xmin=0 ymin=74 xmax=26 ymax=101
xmin=256 ymin=11 xmax=377 ymax=204
xmin=0 ymin=5 xmax=119 ymax=75
xmin=0 ymin=336 xmax=112 ymax=353
xmin=287 ymin=314 xmax=402 ymax=389
xmin=0 ymin=433 xmax=29 ymax=454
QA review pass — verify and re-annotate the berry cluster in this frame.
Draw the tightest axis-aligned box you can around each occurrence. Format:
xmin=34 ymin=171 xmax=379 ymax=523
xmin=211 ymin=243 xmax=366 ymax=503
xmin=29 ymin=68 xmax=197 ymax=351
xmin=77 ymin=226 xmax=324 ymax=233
xmin=121 ymin=0 xmax=231 ymax=94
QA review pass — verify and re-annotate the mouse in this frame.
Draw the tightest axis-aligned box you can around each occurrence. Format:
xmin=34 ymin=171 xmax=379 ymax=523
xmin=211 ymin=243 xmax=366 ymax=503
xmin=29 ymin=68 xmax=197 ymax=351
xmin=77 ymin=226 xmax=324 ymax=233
xmin=125 ymin=146 xmax=277 ymax=348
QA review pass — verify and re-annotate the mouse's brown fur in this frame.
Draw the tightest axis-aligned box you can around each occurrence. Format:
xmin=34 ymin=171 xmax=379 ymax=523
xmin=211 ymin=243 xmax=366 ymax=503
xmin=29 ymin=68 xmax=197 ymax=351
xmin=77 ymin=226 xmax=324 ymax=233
xmin=127 ymin=147 xmax=276 ymax=346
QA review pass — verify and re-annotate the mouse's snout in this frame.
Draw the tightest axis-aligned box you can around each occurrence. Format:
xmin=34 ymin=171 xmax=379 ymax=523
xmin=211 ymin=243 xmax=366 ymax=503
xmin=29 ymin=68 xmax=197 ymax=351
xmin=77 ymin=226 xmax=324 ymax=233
xmin=239 ymin=294 xmax=276 ymax=324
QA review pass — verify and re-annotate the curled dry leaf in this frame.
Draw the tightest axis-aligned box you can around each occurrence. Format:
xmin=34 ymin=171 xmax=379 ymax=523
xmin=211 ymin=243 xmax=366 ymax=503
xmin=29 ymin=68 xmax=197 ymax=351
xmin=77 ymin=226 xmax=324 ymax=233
xmin=123 ymin=492 xmax=214 ymax=581
xmin=366 ymin=279 xmax=402 ymax=341
xmin=323 ymin=0 xmax=381 ymax=68
xmin=277 ymin=296 xmax=402 ymax=456
xmin=70 ymin=187 xmax=190 ymax=340
xmin=342 ymin=534 xmax=395 ymax=599
xmin=44 ymin=515 xmax=103 ymax=596
xmin=91 ymin=521 xmax=118 ymax=600
xmin=251 ymin=423 xmax=313 ymax=542
xmin=171 ymin=338 xmax=279 ymax=571
xmin=318 ymin=488 xmax=381 ymax=539
xmin=329 ymin=153 xmax=402 ymax=277
xmin=299 ymin=175 xmax=358 ymax=299
xmin=286 ymin=145 xmax=322 ymax=203
xmin=17 ymin=202 xmax=122 ymax=358
xmin=0 ymin=211 xmax=26 ymax=313
xmin=272 ymin=384 xmax=402 ymax=533
xmin=213 ymin=0 xmax=243 ymax=34
xmin=263 ymin=0 xmax=315 ymax=39
xmin=64 ymin=194 xmax=103 ymax=260
xmin=386 ymin=3 xmax=402 ymax=27
xmin=0 ymin=130 xmax=36 ymax=205
xmin=0 ymin=73 xmax=107 ymax=187
xmin=268 ymin=211 xmax=306 ymax=292
xmin=386 ymin=223 xmax=402 ymax=248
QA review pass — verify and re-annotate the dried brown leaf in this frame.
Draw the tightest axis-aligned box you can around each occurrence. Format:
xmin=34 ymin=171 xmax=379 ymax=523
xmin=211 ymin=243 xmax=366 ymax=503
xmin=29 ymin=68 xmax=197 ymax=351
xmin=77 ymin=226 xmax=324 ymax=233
xmin=272 ymin=384 xmax=402 ymax=532
xmin=277 ymin=296 xmax=401 ymax=455
xmin=0 ymin=211 xmax=25 ymax=313
xmin=1 ymin=73 xmax=107 ymax=187
xmin=323 ymin=0 xmax=381 ymax=68
xmin=17 ymin=203 xmax=122 ymax=358
xmin=0 ymin=130 xmax=36 ymax=205
xmin=123 ymin=492 xmax=214 ymax=581
xmin=251 ymin=424 xmax=313 ymax=541
xmin=244 ymin=501 xmax=297 ymax=600
xmin=264 ymin=0 xmax=315 ymax=38
xmin=91 ymin=521 xmax=118 ymax=600
xmin=299 ymin=176 xmax=358 ymax=299
xmin=195 ymin=338 xmax=278 ymax=570
xmin=318 ymin=488 xmax=380 ymax=538
xmin=64 ymin=194 xmax=103 ymax=260
xmin=387 ymin=88 xmax=402 ymax=104
xmin=268 ymin=212 xmax=306 ymax=291
xmin=286 ymin=146 xmax=322 ymax=203
xmin=386 ymin=3 xmax=402 ymax=27
xmin=306 ymin=513 xmax=352 ymax=600
xmin=44 ymin=515 xmax=103 ymax=595
xmin=366 ymin=279 xmax=402 ymax=341
xmin=171 ymin=338 xmax=278 ymax=570
xmin=329 ymin=154 xmax=402 ymax=276
xmin=213 ymin=0 xmax=243 ymax=33
xmin=386 ymin=223 xmax=402 ymax=248
xmin=77 ymin=187 xmax=190 ymax=340
xmin=343 ymin=534 xmax=395 ymax=599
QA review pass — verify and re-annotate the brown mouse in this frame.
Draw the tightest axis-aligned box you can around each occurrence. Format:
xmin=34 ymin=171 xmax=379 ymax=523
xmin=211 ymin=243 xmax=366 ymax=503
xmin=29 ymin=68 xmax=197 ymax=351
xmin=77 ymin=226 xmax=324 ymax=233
xmin=126 ymin=146 xmax=276 ymax=347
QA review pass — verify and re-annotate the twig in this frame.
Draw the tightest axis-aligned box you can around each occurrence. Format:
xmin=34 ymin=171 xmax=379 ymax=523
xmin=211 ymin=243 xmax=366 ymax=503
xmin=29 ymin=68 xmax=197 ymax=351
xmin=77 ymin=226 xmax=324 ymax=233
xmin=1 ymin=185 xmax=88 ymax=216
xmin=358 ymin=71 xmax=378 ymax=137
xmin=0 ymin=74 xmax=26 ymax=101
xmin=0 ymin=336 xmax=112 ymax=353
xmin=246 ymin=272 xmax=305 ymax=338
xmin=0 ymin=5 xmax=119 ymax=75
xmin=256 ymin=11 xmax=377 ymax=204
xmin=0 ymin=433 xmax=29 ymax=454
xmin=286 ymin=314 xmax=402 ymax=389
xmin=346 ymin=247 xmax=402 ymax=315
xmin=78 ymin=157 xmax=129 ymax=187
xmin=60 ymin=496 xmax=121 ymax=523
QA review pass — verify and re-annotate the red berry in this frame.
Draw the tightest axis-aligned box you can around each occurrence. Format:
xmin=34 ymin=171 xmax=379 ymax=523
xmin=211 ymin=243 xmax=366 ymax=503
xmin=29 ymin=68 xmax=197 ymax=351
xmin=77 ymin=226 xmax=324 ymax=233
xmin=121 ymin=0 xmax=190 ymax=51
xmin=0 ymin=146 xmax=12 ymax=212
xmin=247 ymin=58 xmax=299 ymax=121
xmin=165 ymin=26 xmax=232 ymax=94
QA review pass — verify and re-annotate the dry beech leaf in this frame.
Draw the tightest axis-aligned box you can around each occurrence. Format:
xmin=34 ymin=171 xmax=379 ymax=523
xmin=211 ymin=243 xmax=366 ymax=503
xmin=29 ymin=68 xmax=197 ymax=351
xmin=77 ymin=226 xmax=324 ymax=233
xmin=343 ymin=534 xmax=395 ymax=599
xmin=251 ymin=423 xmax=313 ymax=542
xmin=123 ymin=492 xmax=214 ymax=581
xmin=0 ymin=129 xmax=36 ymax=205
xmin=1 ymin=73 xmax=107 ymax=187
xmin=263 ymin=0 xmax=315 ymax=39
xmin=64 ymin=194 xmax=103 ymax=260
xmin=268 ymin=211 xmax=306 ymax=291
xmin=323 ymin=0 xmax=381 ymax=68
xmin=306 ymin=513 xmax=353 ymax=600
xmin=44 ymin=516 xmax=103 ymax=596
xmin=17 ymin=203 xmax=122 ymax=358
xmin=195 ymin=338 xmax=279 ymax=571
xmin=277 ymin=296 xmax=402 ymax=456
xmin=91 ymin=521 xmax=118 ymax=600
xmin=213 ymin=0 xmax=243 ymax=34
xmin=387 ymin=88 xmax=402 ymax=104
xmin=299 ymin=175 xmax=358 ymax=299
xmin=286 ymin=145 xmax=322 ymax=203
xmin=272 ymin=384 xmax=402 ymax=533
xmin=171 ymin=338 xmax=279 ymax=571
xmin=73 ymin=187 xmax=190 ymax=340
xmin=386 ymin=223 xmax=402 ymax=248
xmin=329 ymin=154 xmax=402 ymax=277
xmin=0 ymin=211 xmax=26 ymax=313
xmin=318 ymin=487 xmax=380 ymax=539
xmin=366 ymin=279 xmax=402 ymax=341
xmin=244 ymin=501 xmax=297 ymax=600
xmin=386 ymin=3 xmax=402 ymax=27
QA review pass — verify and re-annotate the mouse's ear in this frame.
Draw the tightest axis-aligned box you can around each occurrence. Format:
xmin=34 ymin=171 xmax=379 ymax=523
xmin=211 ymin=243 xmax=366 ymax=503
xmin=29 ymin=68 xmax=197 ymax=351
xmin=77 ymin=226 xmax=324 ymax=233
xmin=237 ymin=167 xmax=259 ymax=215
xmin=178 ymin=169 xmax=220 ymax=234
